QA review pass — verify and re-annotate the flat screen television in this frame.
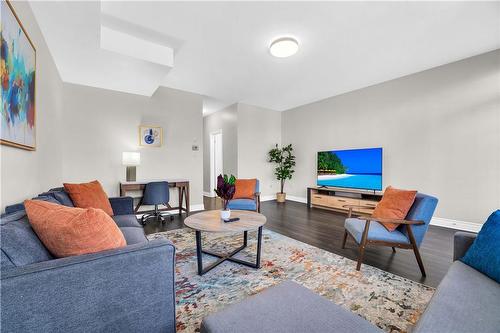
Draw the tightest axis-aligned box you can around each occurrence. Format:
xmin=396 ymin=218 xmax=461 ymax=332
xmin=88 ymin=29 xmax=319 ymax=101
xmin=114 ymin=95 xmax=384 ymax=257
xmin=317 ymin=147 xmax=383 ymax=191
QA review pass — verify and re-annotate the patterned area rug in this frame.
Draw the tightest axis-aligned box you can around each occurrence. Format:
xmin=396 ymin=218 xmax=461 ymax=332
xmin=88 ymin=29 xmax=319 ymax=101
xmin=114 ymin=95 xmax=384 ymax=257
xmin=148 ymin=228 xmax=434 ymax=333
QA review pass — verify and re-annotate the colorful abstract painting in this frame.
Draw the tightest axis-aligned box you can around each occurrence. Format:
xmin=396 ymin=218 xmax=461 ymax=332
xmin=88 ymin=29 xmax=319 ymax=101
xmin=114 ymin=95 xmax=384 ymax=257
xmin=1 ymin=0 xmax=36 ymax=150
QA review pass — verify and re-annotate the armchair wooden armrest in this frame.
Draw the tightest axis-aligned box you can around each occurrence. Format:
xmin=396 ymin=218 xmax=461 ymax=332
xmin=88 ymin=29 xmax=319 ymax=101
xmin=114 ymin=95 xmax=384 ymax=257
xmin=254 ymin=192 xmax=261 ymax=213
xmin=357 ymin=217 xmax=425 ymax=226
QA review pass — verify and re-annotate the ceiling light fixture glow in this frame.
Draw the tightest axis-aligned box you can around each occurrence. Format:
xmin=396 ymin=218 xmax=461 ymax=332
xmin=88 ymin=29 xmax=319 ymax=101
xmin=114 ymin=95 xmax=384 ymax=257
xmin=269 ymin=37 xmax=299 ymax=58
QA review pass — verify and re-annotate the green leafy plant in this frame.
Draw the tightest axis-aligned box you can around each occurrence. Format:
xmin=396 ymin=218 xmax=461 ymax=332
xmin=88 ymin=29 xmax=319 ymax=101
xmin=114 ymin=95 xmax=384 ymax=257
xmin=268 ymin=144 xmax=296 ymax=194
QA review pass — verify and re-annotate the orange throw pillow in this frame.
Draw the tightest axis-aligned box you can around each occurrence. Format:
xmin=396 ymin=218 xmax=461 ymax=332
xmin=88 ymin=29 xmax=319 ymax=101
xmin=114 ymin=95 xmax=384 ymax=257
xmin=24 ymin=200 xmax=126 ymax=258
xmin=64 ymin=180 xmax=114 ymax=216
xmin=233 ymin=179 xmax=257 ymax=199
xmin=372 ymin=186 xmax=417 ymax=232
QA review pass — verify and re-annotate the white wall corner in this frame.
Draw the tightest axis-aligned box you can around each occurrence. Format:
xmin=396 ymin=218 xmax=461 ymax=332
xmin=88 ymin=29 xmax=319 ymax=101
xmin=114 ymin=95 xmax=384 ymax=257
xmin=203 ymin=191 xmax=215 ymax=197
xmin=190 ymin=204 xmax=205 ymax=212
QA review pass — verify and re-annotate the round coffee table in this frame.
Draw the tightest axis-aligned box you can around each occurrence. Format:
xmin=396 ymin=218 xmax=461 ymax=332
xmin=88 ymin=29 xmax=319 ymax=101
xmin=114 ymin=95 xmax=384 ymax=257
xmin=184 ymin=210 xmax=267 ymax=275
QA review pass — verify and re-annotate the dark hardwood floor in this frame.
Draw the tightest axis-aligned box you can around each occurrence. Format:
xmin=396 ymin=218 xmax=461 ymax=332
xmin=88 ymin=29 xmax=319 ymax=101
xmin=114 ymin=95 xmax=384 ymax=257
xmin=144 ymin=197 xmax=456 ymax=288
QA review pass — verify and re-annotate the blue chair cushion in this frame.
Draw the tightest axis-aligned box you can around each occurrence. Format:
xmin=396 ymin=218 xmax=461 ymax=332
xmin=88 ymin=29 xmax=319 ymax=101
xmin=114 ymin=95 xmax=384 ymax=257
xmin=461 ymin=210 xmax=500 ymax=283
xmin=112 ymin=214 xmax=142 ymax=228
xmin=345 ymin=218 xmax=410 ymax=244
xmin=0 ymin=211 xmax=53 ymax=268
xmin=119 ymin=227 xmax=147 ymax=245
xmin=227 ymin=199 xmax=257 ymax=211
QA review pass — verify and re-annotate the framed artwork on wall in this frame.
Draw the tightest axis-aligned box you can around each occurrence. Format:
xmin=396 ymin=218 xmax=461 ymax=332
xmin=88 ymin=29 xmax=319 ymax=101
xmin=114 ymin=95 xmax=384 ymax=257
xmin=139 ymin=125 xmax=163 ymax=147
xmin=1 ymin=0 xmax=37 ymax=150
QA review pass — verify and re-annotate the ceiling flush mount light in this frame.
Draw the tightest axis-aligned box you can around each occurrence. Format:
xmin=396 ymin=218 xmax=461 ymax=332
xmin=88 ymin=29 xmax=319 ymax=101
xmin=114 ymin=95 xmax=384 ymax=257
xmin=269 ymin=37 xmax=299 ymax=58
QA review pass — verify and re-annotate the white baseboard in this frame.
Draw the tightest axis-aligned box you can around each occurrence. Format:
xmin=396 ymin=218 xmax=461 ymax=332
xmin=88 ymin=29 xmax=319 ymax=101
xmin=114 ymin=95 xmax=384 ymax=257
xmin=203 ymin=191 xmax=215 ymax=197
xmin=190 ymin=204 xmax=205 ymax=212
xmin=430 ymin=217 xmax=481 ymax=233
xmin=260 ymin=195 xmax=275 ymax=202
xmin=286 ymin=195 xmax=307 ymax=204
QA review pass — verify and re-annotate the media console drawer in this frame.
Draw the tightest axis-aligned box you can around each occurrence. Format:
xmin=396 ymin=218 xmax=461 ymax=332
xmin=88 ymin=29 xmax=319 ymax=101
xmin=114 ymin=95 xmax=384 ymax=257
xmin=308 ymin=187 xmax=382 ymax=216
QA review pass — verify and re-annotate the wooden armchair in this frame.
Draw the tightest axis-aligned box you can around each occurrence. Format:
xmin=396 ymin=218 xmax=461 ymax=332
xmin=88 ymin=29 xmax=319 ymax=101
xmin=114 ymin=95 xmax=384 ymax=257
xmin=341 ymin=193 xmax=438 ymax=276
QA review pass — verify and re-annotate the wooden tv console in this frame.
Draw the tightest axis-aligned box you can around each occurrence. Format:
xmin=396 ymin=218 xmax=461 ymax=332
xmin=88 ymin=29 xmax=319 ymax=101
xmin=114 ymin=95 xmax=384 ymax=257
xmin=307 ymin=187 xmax=383 ymax=216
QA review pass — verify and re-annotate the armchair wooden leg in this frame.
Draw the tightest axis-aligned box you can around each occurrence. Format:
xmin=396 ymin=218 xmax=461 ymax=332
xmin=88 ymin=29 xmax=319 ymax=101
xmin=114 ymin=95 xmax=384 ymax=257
xmin=356 ymin=220 xmax=371 ymax=271
xmin=407 ymin=225 xmax=426 ymax=276
xmin=356 ymin=243 xmax=366 ymax=271
xmin=341 ymin=230 xmax=348 ymax=249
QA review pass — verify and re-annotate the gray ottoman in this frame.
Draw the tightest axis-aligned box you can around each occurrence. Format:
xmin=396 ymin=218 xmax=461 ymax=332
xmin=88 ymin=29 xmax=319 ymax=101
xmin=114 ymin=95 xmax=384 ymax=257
xmin=200 ymin=281 xmax=382 ymax=333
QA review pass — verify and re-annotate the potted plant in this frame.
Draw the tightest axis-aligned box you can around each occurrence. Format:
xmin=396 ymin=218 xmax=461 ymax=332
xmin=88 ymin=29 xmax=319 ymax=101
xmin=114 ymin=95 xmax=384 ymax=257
xmin=214 ymin=174 xmax=236 ymax=219
xmin=268 ymin=144 xmax=296 ymax=202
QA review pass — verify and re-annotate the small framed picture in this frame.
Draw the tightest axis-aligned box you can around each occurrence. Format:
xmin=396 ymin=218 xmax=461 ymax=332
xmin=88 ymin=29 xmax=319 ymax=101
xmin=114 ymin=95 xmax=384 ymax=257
xmin=139 ymin=125 xmax=163 ymax=147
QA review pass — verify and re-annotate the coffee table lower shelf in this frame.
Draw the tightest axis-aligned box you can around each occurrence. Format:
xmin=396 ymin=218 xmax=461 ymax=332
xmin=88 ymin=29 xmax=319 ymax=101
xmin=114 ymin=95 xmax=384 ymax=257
xmin=195 ymin=227 xmax=263 ymax=276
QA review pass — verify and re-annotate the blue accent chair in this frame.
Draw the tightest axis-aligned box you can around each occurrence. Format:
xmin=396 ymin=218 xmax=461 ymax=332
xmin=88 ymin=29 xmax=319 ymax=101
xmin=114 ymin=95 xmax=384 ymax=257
xmin=141 ymin=181 xmax=174 ymax=225
xmin=227 ymin=179 xmax=261 ymax=212
xmin=342 ymin=193 xmax=438 ymax=276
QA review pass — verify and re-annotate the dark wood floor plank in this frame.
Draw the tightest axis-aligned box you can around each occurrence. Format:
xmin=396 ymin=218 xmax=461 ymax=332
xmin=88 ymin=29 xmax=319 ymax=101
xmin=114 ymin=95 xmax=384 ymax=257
xmin=144 ymin=197 xmax=456 ymax=287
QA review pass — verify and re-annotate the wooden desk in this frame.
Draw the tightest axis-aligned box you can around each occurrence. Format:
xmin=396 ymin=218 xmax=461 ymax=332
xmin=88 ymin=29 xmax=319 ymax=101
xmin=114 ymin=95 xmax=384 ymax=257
xmin=120 ymin=179 xmax=190 ymax=216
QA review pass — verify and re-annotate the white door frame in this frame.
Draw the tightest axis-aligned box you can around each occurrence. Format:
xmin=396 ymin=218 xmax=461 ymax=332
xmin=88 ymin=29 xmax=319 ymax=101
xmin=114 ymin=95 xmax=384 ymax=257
xmin=209 ymin=130 xmax=223 ymax=197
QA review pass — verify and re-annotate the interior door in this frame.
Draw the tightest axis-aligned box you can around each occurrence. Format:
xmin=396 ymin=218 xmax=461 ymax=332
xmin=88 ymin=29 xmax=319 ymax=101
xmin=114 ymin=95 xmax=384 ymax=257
xmin=210 ymin=131 xmax=223 ymax=196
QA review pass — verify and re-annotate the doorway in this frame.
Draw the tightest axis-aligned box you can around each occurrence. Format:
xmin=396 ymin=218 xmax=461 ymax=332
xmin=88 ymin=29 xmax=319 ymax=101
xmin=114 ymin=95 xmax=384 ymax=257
xmin=210 ymin=130 xmax=223 ymax=197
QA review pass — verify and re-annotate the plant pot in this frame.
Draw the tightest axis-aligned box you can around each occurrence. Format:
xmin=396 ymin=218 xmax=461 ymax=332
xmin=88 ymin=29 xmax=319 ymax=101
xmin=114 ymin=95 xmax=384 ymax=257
xmin=220 ymin=209 xmax=231 ymax=220
xmin=276 ymin=193 xmax=286 ymax=203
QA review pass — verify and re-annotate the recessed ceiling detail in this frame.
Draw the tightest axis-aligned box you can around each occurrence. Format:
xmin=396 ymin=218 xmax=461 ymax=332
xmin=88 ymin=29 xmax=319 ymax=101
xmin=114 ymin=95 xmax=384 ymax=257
xmin=30 ymin=2 xmax=500 ymax=109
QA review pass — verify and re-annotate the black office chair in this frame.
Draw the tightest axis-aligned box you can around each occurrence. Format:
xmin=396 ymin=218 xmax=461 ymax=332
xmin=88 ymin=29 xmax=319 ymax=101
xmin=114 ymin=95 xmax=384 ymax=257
xmin=141 ymin=181 xmax=174 ymax=225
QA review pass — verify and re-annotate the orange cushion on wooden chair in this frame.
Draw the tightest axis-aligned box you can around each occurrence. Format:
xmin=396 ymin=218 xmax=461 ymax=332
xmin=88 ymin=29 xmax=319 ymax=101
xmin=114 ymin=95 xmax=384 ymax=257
xmin=63 ymin=180 xmax=114 ymax=216
xmin=372 ymin=186 xmax=417 ymax=232
xmin=233 ymin=179 xmax=257 ymax=199
xmin=24 ymin=200 xmax=126 ymax=258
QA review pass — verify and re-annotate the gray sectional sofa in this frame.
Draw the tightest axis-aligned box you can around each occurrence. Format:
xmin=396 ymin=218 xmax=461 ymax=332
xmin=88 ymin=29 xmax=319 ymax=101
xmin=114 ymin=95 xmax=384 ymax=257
xmin=201 ymin=231 xmax=500 ymax=333
xmin=1 ymin=187 xmax=176 ymax=333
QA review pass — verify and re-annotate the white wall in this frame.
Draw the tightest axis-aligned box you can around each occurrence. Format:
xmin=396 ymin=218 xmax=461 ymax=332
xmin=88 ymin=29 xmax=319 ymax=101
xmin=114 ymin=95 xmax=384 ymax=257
xmin=0 ymin=1 xmax=64 ymax=211
xmin=203 ymin=104 xmax=238 ymax=193
xmin=61 ymin=83 xmax=204 ymax=208
xmin=282 ymin=50 xmax=500 ymax=224
xmin=237 ymin=103 xmax=282 ymax=198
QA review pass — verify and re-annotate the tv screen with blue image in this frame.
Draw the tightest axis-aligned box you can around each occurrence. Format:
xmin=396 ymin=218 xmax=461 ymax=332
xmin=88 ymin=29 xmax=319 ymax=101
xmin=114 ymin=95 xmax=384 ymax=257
xmin=317 ymin=147 xmax=383 ymax=191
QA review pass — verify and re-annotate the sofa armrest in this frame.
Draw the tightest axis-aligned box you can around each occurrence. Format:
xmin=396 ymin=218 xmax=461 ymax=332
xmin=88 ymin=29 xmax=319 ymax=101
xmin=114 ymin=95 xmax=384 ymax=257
xmin=453 ymin=231 xmax=477 ymax=261
xmin=1 ymin=240 xmax=176 ymax=333
xmin=109 ymin=196 xmax=135 ymax=215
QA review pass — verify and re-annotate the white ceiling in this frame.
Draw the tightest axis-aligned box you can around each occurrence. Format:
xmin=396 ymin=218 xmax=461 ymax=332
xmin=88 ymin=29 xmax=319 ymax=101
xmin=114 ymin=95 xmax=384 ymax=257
xmin=31 ymin=1 xmax=500 ymax=111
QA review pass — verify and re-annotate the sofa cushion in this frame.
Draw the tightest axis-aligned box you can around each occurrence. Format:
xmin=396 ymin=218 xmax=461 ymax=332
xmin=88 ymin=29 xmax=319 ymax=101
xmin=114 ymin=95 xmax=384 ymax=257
xmin=63 ymin=180 xmax=114 ymax=216
xmin=227 ymin=199 xmax=257 ymax=211
xmin=119 ymin=227 xmax=147 ymax=245
xmin=112 ymin=214 xmax=142 ymax=228
xmin=40 ymin=188 xmax=75 ymax=207
xmin=461 ymin=210 xmax=500 ymax=283
xmin=25 ymin=200 xmax=126 ymax=258
xmin=345 ymin=218 xmax=409 ymax=244
xmin=413 ymin=261 xmax=500 ymax=333
xmin=201 ymin=280 xmax=382 ymax=333
xmin=373 ymin=186 xmax=417 ymax=231
xmin=0 ymin=211 xmax=53 ymax=267
xmin=33 ymin=195 xmax=62 ymax=205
